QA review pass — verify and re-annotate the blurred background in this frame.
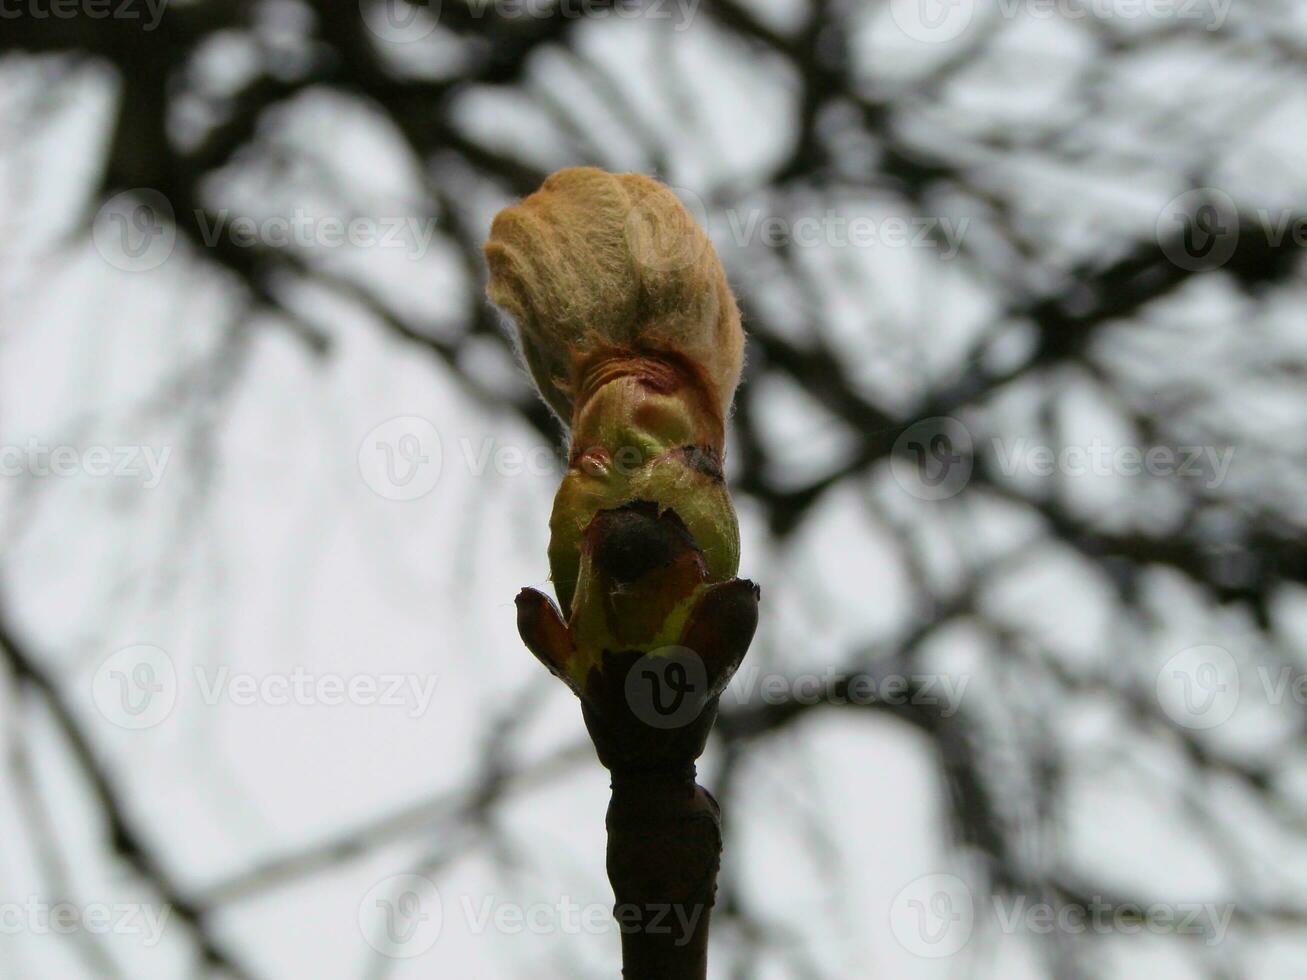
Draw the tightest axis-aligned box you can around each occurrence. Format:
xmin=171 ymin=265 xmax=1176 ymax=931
xmin=2 ymin=1 xmax=1307 ymax=977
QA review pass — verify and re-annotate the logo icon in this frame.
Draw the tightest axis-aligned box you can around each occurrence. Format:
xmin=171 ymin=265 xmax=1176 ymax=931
xmin=624 ymin=185 xmax=711 ymax=274
xmin=624 ymin=646 xmax=710 ymax=729
xmin=91 ymin=644 xmax=178 ymax=729
xmin=891 ymin=416 xmax=974 ymax=501
xmin=92 ymin=190 xmax=177 ymax=273
xmin=889 ymin=0 xmax=976 ymax=44
xmin=889 ymin=873 xmax=975 ymax=958
xmin=359 ymin=0 xmax=441 ymax=45
xmin=359 ymin=873 xmax=442 ymax=958
xmin=1157 ymin=188 xmax=1239 ymax=272
xmin=1156 ymin=644 xmax=1240 ymax=730
xmin=358 ymin=417 xmax=443 ymax=501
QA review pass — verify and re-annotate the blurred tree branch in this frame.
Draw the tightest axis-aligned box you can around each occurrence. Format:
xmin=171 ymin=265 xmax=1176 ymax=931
xmin=4 ymin=0 xmax=1307 ymax=976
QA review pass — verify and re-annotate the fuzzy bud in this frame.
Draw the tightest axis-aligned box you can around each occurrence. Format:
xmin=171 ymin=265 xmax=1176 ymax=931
xmin=484 ymin=167 xmax=744 ymax=428
xmin=486 ymin=168 xmax=745 ymax=624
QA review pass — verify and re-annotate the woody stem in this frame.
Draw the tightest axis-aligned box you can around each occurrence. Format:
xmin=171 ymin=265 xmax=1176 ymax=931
xmin=605 ymin=767 xmax=721 ymax=980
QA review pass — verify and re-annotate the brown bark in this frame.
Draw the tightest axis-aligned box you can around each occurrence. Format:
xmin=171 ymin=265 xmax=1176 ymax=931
xmin=606 ymin=769 xmax=721 ymax=979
